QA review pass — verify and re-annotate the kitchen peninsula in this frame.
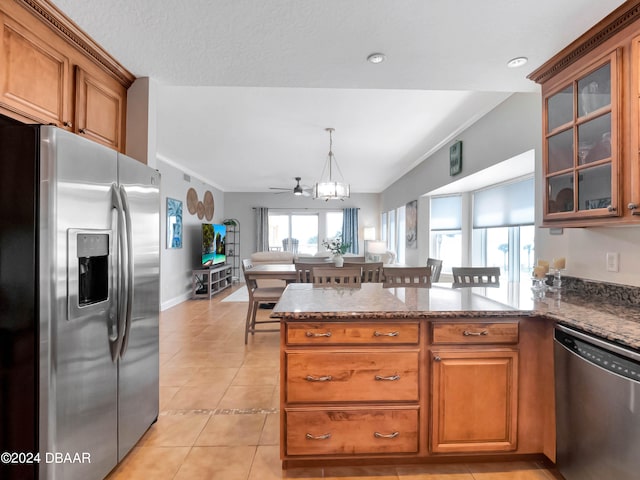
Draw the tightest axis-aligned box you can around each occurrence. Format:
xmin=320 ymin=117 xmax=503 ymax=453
xmin=272 ymin=282 xmax=640 ymax=469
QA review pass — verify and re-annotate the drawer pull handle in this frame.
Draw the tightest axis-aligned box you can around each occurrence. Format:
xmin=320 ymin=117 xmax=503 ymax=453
xmin=374 ymin=431 xmax=399 ymax=439
xmin=306 ymin=375 xmax=332 ymax=382
xmin=375 ymin=374 xmax=400 ymax=381
xmin=306 ymin=331 xmax=332 ymax=337
xmin=374 ymin=331 xmax=399 ymax=337
xmin=433 ymin=355 xmax=441 ymax=362
xmin=306 ymin=432 xmax=331 ymax=440
xmin=463 ymin=330 xmax=489 ymax=336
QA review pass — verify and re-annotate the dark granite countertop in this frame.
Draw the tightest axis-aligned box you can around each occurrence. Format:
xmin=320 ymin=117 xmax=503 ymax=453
xmin=272 ymin=282 xmax=640 ymax=351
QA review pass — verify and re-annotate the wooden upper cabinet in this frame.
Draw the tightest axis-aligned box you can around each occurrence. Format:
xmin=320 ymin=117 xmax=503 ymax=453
xmin=0 ymin=1 xmax=134 ymax=153
xmin=630 ymin=34 xmax=640 ymax=217
xmin=529 ymin=0 xmax=640 ymax=226
xmin=75 ymin=66 xmax=126 ymax=151
xmin=542 ymin=50 xmax=621 ymax=223
xmin=0 ymin=12 xmax=71 ymax=127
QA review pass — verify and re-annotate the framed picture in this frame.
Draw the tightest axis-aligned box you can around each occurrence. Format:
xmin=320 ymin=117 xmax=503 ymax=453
xmin=406 ymin=200 xmax=417 ymax=249
xmin=450 ymin=140 xmax=462 ymax=176
xmin=166 ymin=197 xmax=183 ymax=249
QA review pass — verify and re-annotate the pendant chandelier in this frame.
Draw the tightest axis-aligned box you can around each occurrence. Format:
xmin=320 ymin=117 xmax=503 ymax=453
xmin=313 ymin=127 xmax=351 ymax=201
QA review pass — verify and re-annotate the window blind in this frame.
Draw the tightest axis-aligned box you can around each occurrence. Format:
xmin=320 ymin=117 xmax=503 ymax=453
xmin=430 ymin=195 xmax=462 ymax=231
xmin=473 ymin=177 xmax=534 ymax=228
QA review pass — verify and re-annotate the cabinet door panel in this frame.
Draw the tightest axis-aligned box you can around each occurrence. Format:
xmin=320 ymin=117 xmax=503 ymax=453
xmin=286 ymin=351 xmax=419 ymax=403
xmin=431 ymin=349 xmax=518 ymax=453
xmin=75 ymin=66 xmax=125 ymax=151
xmin=0 ymin=15 xmax=69 ymax=125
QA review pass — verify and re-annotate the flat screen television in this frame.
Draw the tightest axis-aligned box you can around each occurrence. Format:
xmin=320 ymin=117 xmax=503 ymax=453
xmin=201 ymin=223 xmax=226 ymax=267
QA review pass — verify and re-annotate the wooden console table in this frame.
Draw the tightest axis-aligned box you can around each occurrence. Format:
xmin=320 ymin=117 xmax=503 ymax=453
xmin=192 ymin=265 xmax=233 ymax=299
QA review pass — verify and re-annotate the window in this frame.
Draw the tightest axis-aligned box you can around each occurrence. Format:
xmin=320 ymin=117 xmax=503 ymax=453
xmin=430 ymin=195 xmax=462 ymax=274
xmin=326 ymin=212 xmax=343 ymax=239
xmin=380 ymin=207 xmax=406 ymax=263
xmin=268 ymin=211 xmax=342 ymax=255
xmin=381 ymin=212 xmax=388 ymax=242
xmin=396 ymin=205 xmax=406 ymax=264
xmin=472 ymin=177 xmax=534 ymax=282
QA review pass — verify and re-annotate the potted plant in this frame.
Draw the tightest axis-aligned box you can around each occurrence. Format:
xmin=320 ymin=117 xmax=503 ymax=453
xmin=322 ymin=235 xmax=350 ymax=267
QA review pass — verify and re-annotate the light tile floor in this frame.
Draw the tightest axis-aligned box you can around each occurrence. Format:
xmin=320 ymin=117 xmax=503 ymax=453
xmin=107 ymin=284 xmax=564 ymax=480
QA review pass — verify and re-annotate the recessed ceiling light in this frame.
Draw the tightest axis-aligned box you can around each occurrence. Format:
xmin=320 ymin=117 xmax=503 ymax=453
xmin=367 ymin=53 xmax=386 ymax=64
xmin=507 ymin=57 xmax=528 ymax=68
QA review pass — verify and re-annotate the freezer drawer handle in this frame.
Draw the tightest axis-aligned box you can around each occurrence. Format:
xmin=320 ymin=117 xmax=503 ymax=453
xmin=374 ymin=431 xmax=399 ymax=439
xmin=306 ymin=433 xmax=331 ymax=440
xmin=305 ymin=375 xmax=332 ymax=382
xmin=374 ymin=331 xmax=399 ymax=337
xmin=463 ymin=330 xmax=489 ymax=336
xmin=375 ymin=374 xmax=400 ymax=381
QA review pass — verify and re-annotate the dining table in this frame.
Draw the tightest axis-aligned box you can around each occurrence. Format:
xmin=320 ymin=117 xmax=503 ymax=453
xmin=243 ymin=263 xmax=298 ymax=283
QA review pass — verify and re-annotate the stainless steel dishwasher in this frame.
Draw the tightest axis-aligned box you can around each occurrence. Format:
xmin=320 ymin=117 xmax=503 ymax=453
xmin=554 ymin=324 xmax=640 ymax=480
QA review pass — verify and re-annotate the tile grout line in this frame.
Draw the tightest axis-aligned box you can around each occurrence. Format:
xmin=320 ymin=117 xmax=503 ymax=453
xmin=160 ymin=407 xmax=280 ymax=416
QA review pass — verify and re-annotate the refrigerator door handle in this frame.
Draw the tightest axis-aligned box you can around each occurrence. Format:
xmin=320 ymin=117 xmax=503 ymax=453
xmin=119 ymin=185 xmax=134 ymax=358
xmin=110 ymin=183 xmax=128 ymax=362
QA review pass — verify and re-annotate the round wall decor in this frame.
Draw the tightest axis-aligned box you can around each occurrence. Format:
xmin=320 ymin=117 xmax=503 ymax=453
xmin=196 ymin=201 xmax=205 ymax=219
xmin=203 ymin=190 xmax=214 ymax=220
xmin=186 ymin=188 xmax=198 ymax=215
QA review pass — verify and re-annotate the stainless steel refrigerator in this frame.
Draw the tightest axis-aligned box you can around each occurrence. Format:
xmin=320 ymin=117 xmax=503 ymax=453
xmin=0 ymin=125 xmax=160 ymax=480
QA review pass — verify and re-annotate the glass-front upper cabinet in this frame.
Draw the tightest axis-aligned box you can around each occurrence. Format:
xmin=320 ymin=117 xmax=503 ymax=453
xmin=543 ymin=50 xmax=620 ymax=222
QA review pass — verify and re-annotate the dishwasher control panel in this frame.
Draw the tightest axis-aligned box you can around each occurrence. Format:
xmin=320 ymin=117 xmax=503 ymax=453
xmin=555 ymin=328 xmax=640 ymax=383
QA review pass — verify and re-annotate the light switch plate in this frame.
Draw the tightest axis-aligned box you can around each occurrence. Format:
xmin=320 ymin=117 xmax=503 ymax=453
xmin=606 ymin=252 xmax=619 ymax=272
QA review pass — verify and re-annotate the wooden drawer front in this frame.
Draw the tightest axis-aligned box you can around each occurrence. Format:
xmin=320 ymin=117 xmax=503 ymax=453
xmin=286 ymin=351 xmax=419 ymax=403
xmin=286 ymin=322 xmax=419 ymax=345
xmin=285 ymin=407 xmax=419 ymax=456
xmin=432 ymin=321 xmax=519 ymax=345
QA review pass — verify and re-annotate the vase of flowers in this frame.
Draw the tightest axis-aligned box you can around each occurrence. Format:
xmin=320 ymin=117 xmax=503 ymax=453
xmin=322 ymin=235 xmax=350 ymax=267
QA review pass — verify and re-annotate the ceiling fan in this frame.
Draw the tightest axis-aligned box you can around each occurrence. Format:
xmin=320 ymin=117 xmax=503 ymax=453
xmin=269 ymin=177 xmax=311 ymax=196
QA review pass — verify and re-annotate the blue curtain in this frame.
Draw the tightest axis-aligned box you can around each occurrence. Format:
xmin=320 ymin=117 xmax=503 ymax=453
xmin=342 ymin=208 xmax=359 ymax=254
xmin=254 ymin=207 xmax=269 ymax=251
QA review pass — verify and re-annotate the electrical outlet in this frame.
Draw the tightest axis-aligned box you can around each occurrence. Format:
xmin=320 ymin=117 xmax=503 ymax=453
xmin=606 ymin=252 xmax=619 ymax=272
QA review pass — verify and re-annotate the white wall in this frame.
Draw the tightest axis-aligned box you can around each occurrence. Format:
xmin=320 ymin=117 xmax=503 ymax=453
xmin=381 ymin=92 xmax=640 ymax=287
xmin=157 ymin=158 xmax=226 ymax=309
xmin=223 ymin=192 xmax=381 ymax=266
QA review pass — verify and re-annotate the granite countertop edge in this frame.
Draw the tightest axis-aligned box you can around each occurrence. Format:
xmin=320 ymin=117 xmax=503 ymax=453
xmin=273 ymin=302 xmax=640 ymax=351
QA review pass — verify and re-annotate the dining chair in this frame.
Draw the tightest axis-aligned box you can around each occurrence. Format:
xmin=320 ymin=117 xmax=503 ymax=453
xmin=241 ymin=260 xmax=284 ymax=344
xmin=451 ymin=267 xmax=500 ymax=287
xmin=282 ymin=238 xmax=299 ymax=254
xmin=311 ymin=266 xmax=362 ymax=286
xmin=382 ymin=266 xmax=431 ymax=288
xmin=293 ymin=262 xmax=319 ymax=283
xmin=360 ymin=262 xmax=384 ymax=283
xmin=426 ymin=258 xmax=443 ymax=282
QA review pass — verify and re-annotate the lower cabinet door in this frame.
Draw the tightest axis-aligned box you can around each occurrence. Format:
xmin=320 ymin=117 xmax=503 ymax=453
xmin=430 ymin=349 xmax=518 ymax=453
xmin=285 ymin=407 xmax=419 ymax=456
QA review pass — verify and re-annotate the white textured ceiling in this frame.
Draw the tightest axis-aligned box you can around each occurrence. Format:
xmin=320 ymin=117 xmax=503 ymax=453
xmin=51 ymin=0 xmax=626 ymax=193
